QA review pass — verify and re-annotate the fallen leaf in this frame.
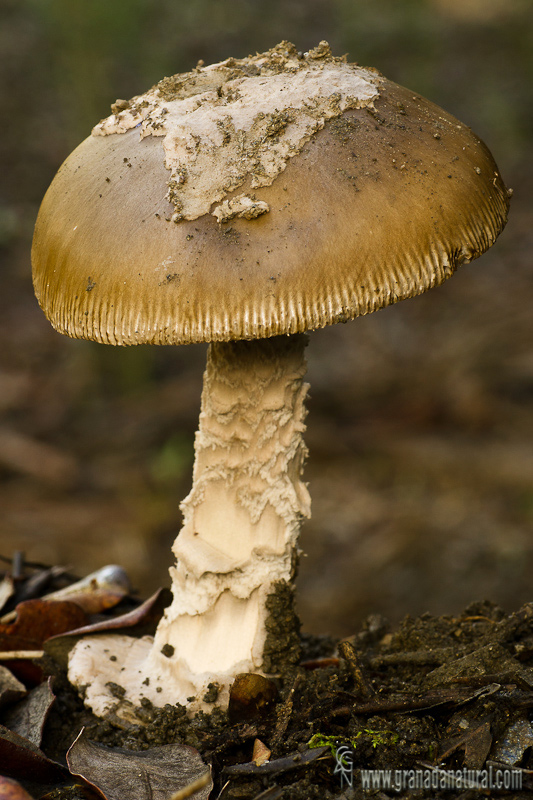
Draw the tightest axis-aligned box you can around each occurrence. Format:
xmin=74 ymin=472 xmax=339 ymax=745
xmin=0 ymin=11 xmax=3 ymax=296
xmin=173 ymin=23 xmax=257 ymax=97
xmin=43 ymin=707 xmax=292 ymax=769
xmin=0 ymin=665 xmax=26 ymax=710
xmin=0 ymin=575 xmax=15 ymax=615
xmin=464 ymin=719 xmax=493 ymax=769
xmin=45 ymin=588 xmax=171 ymax=668
xmin=439 ymin=717 xmax=493 ymax=769
xmin=60 ymin=587 xmax=171 ymax=636
xmin=0 ymin=657 xmax=43 ymax=689
xmin=67 ymin=729 xmax=212 ymax=800
xmin=2 ymin=678 xmax=55 ymax=747
xmin=0 ymin=600 xmax=88 ymax=652
xmin=1 ymin=566 xmax=69 ymax=622
xmin=0 ymin=724 xmax=67 ymax=784
xmin=42 ymin=565 xmax=131 ymax=615
xmin=0 ymin=775 xmax=35 ymax=800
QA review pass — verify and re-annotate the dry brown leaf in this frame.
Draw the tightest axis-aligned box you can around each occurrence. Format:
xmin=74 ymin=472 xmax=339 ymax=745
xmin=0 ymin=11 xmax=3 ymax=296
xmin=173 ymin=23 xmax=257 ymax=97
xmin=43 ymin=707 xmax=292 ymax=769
xmin=0 ymin=575 xmax=15 ymax=615
xmin=42 ymin=565 xmax=130 ymax=615
xmin=0 ymin=599 xmax=88 ymax=651
xmin=2 ymin=677 xmax=55 ymax=748
xmin=67 ymin=729 xmax=212 ymax=800
xmin=0 ymin=775 xmax=35 ymax=800
xmin=0 ymin=723 xmax=67 ymax=784
xmin=44 ymin=588 xmax=172 ymax=668
xmin=0 ymin=665 xmax=26 ymax=710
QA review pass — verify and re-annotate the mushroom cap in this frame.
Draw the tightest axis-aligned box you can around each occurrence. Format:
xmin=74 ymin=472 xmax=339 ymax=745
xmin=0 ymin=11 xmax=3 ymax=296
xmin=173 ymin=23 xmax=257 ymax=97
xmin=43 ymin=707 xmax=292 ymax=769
xmin=32 ymin=42 xmax=510 ymax=346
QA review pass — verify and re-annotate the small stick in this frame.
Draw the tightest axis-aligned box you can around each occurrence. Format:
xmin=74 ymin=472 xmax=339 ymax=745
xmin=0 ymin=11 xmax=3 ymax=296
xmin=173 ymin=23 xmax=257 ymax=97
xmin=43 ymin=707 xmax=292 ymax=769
xmin=12 ymin=551 xmax=25 ymax=580
xmin=271 ymin=672 xmax=301 ymax=750
xmin=167 ymin=771 xmax=211 ymax=800
xmin=369 ymin=648 xmax=454 ymax=667
xmin=338 ymin=640 xmax=375 ymax=698
xmin=0 ymin=650 xmax=44 ymax=660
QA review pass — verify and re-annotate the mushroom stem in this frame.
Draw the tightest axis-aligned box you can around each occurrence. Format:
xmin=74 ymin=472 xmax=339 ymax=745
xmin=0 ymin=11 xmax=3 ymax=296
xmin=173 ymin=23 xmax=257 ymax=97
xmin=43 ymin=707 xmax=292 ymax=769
xmin=149 ymin=333 xmax=311 ymax=699
xmin=68 ymin=334 xmax=310 ymax=714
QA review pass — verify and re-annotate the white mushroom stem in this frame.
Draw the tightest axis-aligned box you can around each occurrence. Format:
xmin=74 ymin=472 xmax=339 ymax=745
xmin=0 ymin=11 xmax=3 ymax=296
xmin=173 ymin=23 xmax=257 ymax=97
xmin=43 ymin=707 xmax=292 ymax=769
xmin=68 ymin=334 xmax=310 ymax=715
xmin=154 ymin=333 xmax=311 ymax=673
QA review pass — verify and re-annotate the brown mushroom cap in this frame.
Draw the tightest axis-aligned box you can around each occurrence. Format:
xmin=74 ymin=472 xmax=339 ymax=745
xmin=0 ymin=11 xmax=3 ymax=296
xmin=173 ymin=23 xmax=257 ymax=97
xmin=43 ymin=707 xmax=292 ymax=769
xmin=32 ymin=47 xmax=509 ymax=346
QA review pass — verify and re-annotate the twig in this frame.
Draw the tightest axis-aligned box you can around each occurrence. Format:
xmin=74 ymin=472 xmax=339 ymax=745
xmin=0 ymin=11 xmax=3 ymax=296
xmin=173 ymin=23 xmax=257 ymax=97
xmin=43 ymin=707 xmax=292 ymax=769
xmin=0 ymin=650 xmax=44 ymax=660
xmin=167 ymin=771 xmax=211 ymax=799
xmin=328 ymin=685 xmax=494 ymax=718
xmin=12 ymin=551 xmax=24 ymax=580
xmin=369 ymin=648 xmax=454 ymax=668
xmin=338 ymin=640 xmax=375 ymax=698
xmin=223 ymin=746 xmax=329 ymax=777
xmin=271 ymin=672 xmax=301 ymax=750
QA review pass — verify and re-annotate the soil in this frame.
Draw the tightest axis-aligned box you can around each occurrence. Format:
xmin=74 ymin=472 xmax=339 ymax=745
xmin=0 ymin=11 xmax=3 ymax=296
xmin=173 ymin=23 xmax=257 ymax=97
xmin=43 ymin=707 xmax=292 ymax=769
xmin=14 ymin=598 xmax=533 ymax=799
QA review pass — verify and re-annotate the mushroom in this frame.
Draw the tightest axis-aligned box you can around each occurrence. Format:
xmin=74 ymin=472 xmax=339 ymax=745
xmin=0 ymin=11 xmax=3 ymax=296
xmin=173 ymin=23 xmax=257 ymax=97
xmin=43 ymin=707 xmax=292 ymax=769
xmin=31 ymin=41 xmax=510 ymax=716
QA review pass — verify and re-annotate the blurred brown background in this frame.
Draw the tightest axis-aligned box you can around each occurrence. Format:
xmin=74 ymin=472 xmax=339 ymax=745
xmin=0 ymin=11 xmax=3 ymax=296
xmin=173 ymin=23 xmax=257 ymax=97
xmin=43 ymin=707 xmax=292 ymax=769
xmin=1 ymin=0 xmax=532 ymax=636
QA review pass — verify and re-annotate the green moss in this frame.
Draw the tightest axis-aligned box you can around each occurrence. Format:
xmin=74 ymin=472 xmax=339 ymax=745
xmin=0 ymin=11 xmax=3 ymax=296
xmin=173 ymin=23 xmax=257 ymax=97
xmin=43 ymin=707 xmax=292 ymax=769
xmin=308 ymin=727 xmax=399 ymax=755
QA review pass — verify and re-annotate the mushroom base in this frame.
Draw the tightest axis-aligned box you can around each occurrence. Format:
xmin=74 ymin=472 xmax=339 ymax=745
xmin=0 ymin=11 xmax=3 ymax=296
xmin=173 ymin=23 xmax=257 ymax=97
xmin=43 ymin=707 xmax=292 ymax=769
xmin=68 ymin=334 xmax=310 ymax=716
